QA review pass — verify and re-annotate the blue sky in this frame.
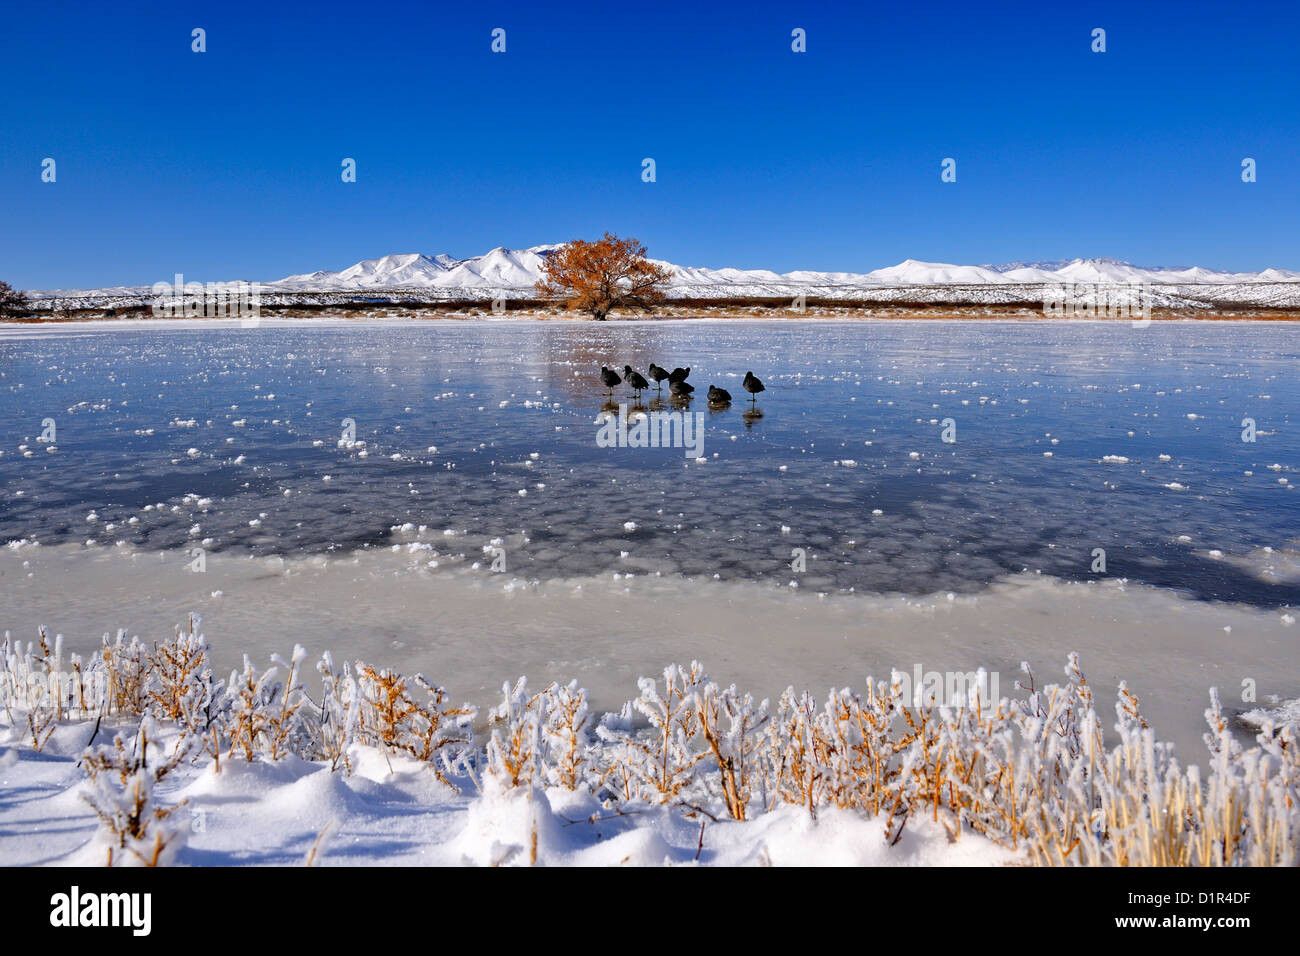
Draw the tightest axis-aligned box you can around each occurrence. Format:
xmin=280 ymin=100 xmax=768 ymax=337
xmin=2 ymin=0 xmax=1296 ymax=288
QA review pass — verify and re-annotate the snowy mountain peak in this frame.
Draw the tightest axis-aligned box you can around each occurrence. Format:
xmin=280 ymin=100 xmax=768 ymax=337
xmin=262 ymin=246 xmax=1300 ymax=295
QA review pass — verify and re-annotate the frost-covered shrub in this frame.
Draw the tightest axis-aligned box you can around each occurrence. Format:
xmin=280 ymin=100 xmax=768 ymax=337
xmin=1 ymin=628 xmax=60 ymax=749
xmin=764 ymin=687 xmax=829 ymax=815
xmin=482 ymin=678 xmax=594 ymax=791
xmin=1247 ymin=710 xmax=1299 ymax=865
xmin=224 ymin=655 xmax=280 ymax=762
xmin=486 ymin=677 xmax=545 ymax=789
xmin=222 ymin=646 xmax=309 ymax=762
xmin=147 ymin=616 xmax=213 ymax=734
xmin=3 ymin=616 xmax=1298 ymax=867
xmin=539 ymin=679 xmax=594 ymax=790
xmin=313 ymin=651 xmax=359 ymax=772
xmin=354 ymin=663 xmax=475 ymax=786
xmin=101 ymin=632 xmax=151 ymax=716
xmin=694 ymin=680 xmax=767 ymax=820
xmin=265 ymin=646 xmax=310 ymax=760
xmin=597 ymin=662 xmax=710 ymax=804
xmin=81 ymin=718 xmax=193 ymax=866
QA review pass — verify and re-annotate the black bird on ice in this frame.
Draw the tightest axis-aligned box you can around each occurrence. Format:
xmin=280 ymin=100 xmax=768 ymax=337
xmin=647 ymin=363 xmax=670 ymax=391
xmin=742 ymin=371 xmax=765 ymax=403
xmin=600 ymin=365 xmax=622 ymax=396
xmin=622 ymin=365 xmax=650 ymax=398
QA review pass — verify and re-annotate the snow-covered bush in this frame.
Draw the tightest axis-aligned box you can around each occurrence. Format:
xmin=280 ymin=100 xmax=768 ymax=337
xmin=219 ymin=645 xmax=310 ymax=762
xmin=146 ymin=616 xmax=213 ymax=733
xmin=485 ymin=677 xmax=546 ymax=790
xmin=481 ymin=678 xmax=596 ymax=792
xmin=1 ymin=628 xmax=60 ymax=749
xmin=354 ymin=664 xmax=475 ymax=786
xmin=101 ymin=632 xmax=151 ymax=716
xmin=313 ymin=651 xmax=359 ymax=772
xmin=693 ymin=680 xmax=768 ymax=820
xmin=81 ymin=717 xmax=194 ymax=866
xmin=597 ymin=662 xmax=710 ymax=804
xmin=2 ymin=618 xmax=1297 ymax=867
xmin=224 ymin=655 xmax=281 ymax=762
xmin=538 ymin=679 xmax=594 ymax=790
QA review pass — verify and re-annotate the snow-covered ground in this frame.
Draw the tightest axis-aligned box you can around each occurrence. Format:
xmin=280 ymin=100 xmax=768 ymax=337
xmin=3 ymin=590 xmax=1295 ymax=868
xmin=0 ymin=721 xmax=1011 ymax=867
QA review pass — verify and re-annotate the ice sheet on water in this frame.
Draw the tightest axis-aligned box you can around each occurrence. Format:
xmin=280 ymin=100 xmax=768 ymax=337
xmin=0 ymin=320 xmax=1297 ymax=605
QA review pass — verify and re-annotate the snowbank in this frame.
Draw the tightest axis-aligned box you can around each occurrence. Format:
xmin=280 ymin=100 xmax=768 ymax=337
xmin=2 ymin=621 xmax=1297 ymax=867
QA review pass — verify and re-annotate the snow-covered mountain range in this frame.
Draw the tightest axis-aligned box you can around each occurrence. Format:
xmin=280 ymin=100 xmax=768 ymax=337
xmin=25 ymin=246 xmax=1300 ymax=311
xmin=267 ymin=247 xmax=566 ymax=292
xmin=265 ymin=246 xmax=1300 ymax=293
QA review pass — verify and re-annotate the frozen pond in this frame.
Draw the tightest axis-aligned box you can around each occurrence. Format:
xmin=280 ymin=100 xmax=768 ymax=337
xmin=2 ymin=318 xmax=1298 ymax=760
xmin=2 ymin=319 xmax=1297 ymax=603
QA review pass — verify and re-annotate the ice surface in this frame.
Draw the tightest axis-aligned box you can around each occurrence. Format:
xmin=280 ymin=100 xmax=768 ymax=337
xmin=1 ymin=320 xmax=1296 ymax=605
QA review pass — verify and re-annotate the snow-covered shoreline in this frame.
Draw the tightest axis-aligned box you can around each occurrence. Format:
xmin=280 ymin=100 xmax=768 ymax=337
xmin=4 ymin=314 xmax=1300 ymax=337
xmin=3 ymin=540 xmax=1297 ymax=766
xmin=3 ymin=612 xmax=1296 ymax=867
xmin=2 ymin=720 xmax=1014 ymax=867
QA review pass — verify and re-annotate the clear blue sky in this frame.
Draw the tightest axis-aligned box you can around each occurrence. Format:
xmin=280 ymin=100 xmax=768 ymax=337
xmin=2 ymin=0 xmax=1296 ymax=288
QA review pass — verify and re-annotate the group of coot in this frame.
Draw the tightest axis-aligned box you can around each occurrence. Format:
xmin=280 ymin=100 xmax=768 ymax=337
xmin=599 ymin=364 xmax=764 ymax=405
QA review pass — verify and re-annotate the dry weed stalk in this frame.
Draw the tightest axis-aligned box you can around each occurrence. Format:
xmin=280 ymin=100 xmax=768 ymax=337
xmin=4 ymin=617 xmax=1297 ymax=867
xmin=147 ymin=618 xmax=212 ymax=732
xmin=82 ymin=718 xmax=192 ymax=866
xmin=354 ymin=663 xmax=475 ymax=785
xmin=540 ymin=679 xmax=593 ymax=790
xmin=598 ymin=662 xmax=710 ymax=804
xmin=225 ymin=655 xmax=278 ymax=761
xmin=101 ymin=632 xmax=151 ymax=716
xmin=314 ymin=651 xmax=359 ymax=773
xmin=304 ymin=819 xmax=336 ymax=867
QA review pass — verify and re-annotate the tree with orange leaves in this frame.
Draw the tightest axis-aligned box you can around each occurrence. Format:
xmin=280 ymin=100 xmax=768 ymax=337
xmin=535 ymin=233 xmax=672 ymax=320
